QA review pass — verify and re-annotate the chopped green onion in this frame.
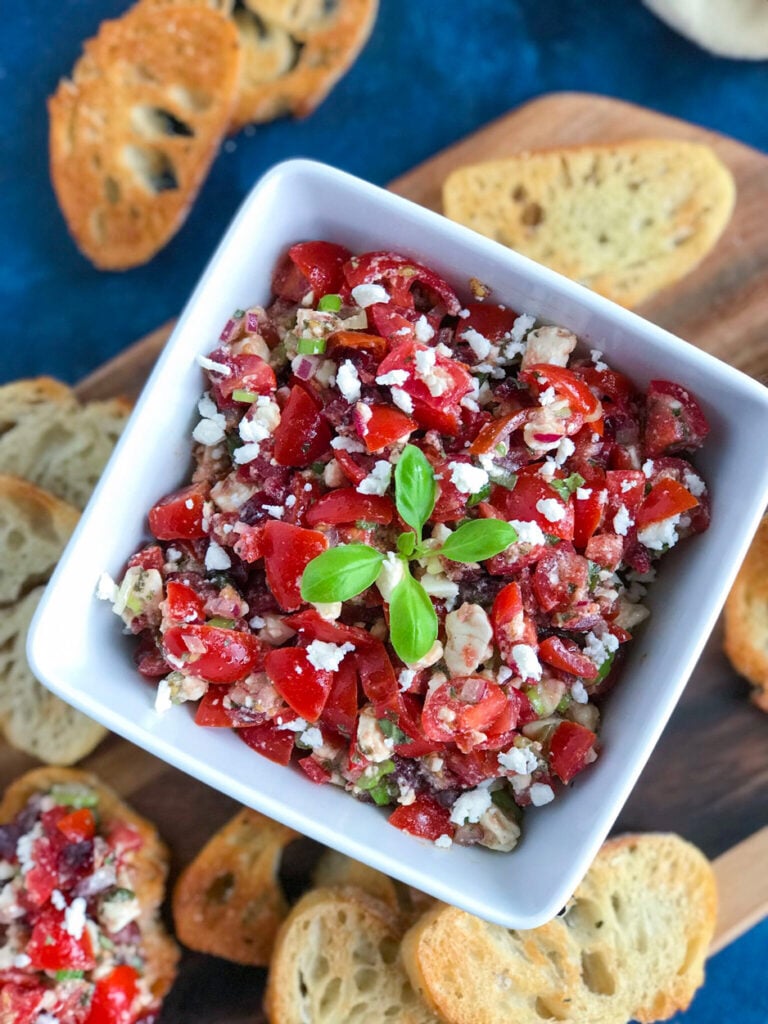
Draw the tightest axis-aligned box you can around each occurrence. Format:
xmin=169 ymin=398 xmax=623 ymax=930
xmin=297 ymin=338 xmax=327 ymax=355
xmin=208 ymin=617 xmax=235 ymax=629
xmin=232 ymin=389 xmax=260 ymax=403
xmin=50 ymin=785 xmax=98 ymax=809
xmin=467 ymin=483 xmax=491 ymax=507
xmin=318 ymin=293 xmax=342 ymax=312
xmin=232 ymin=308 xmax=245 ymax=318
xmin=56 ymin=970 xmax=85 ymax=981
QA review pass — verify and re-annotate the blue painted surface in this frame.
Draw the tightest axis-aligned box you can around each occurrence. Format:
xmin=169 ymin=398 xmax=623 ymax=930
xmin=1 ymin=0 xmax=766 ymax=1015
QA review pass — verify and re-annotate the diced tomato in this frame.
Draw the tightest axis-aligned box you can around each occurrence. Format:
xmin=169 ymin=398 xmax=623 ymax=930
xmin=85 ymin=965 xmax=140 ymax=1024
xmin=265 ymin=647 xmax=333 ymax=722
xmin=572 ymin=364 xmax=638 ymax=412
xmin=322 ymin=659 xmax=359 ymax=737
xmin=299 ymin=756 xmax=332 ymax=784
xmin=573 ymin=486 xmax=604 ymax=550
xmin=375 ymin=341 xmax=474 ymax=435
xmin=444 ymin=747 xmax=502 ymax=786
xmin=24 ymin=836 xmax=58 ymax=908
xmin=27 ymin=909 xmax=96 ymax=972
xmin=520 ymin=365 xmax=602 ymax=421
xmin=333 ymin=448 xmax=371 ymax=486
xmin=107 ymin=823 xmax=143 ymax=855
xmin=211 ymin=352 xmax=276 ymax=405
xmin=636 ymin=478 xmax=698 ymax=528
xmin=289 ymin=241 xmax=351 ymax=297
xmin=127 ymin=545 xmax=165 ymax=572
xmin=57 ymin=808 xmax=96 ymax=844
xmin=326 ymin=331 xmax=387 ymax=361
xmin=194 ymin=687 xmax=264 ymax=728
xmin=367 ymin=303 xmax=441 ymax=343
xmin=490 ymin=582 xmax=537 ymax=664
xmin=273 ymin=385 xmax=332 ymax=467
xmin=164 ymin=580 xmax=206 ymax=624
xmin=469 ymin=409 xmax=529 ymax=456
xmin=422 ymin=677 xmax=507 ymax=747
xmin=354 ymin=641 xmax=399 ymax=714
xmin=483 ymin=686 xmax=537 ymax=738
xmin=0 ymin=985 xmax=46 ymax=1024
xmin=239 ymin=720 xmax=296 ymax=765
xmin=304 ymin=488 xmax=394 ymax=527
xmin=232 ymin=522 xmax=266 ymax=563
xmin=388 ymin=795 xmax=454 ymax=842
xmin=263 ymin=520 xmax=328 ymax=612
xmin=489 ymin=467 xmax=574 ymax=542
xmin=163 ymin=624 xmax=263 ymax=683
xmin=532 ymin=547 xmax=590 ymax=613
xmin=356 ymin=405 xmax=417 ymax=453
xmin=148 ymin=483 xmax=208 ymax=541
xmin=430 ymin=455 xmax=471 ymax=523
xmin=644 ymin=380 xmax=709 ymax=457
xmin=585 ymin=532 xmax=624 ymax=570
xmin=345 ymin=251 xmax=461 ymax=314
xmin=286 ymin=609 xmax=372 ymax=648
xmin=538 ymin=636 xmax=599 ymax=681
xmin=549 ymin=722 xmax=596 ymax=783
xmin=455 ymin=303 xmax=519 ymax=348
xmin=604 ymin=470 xmax=645 ymax=517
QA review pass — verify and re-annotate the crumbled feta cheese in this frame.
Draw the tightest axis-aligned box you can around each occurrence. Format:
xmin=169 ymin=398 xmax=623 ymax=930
xmin=351 ymin=283 xmax=389 ymax=307
xmin=576 ymin=487 xmax=592 ymax=500
xmin=638 ymin=514 xmax=681 ymax=551
xmin=63 ymin=897 xmax=87 ymax=940
xmin=512 ymin=644 xmax=542 ymax=681
xmin=16 ymin=826 xmax=42 ymax=875
xmin=50 ymin=889 xmax=66 ymax=911
xmin=583 ymin=629 xmax=619 ymax=668
xmin=357 ymin=460 xmax=393 ymax=496
xmin=198 ymin=393 xmax=219 ymax=419
xmin=391 ymin=387 xmax=414 ymax=414
xmin=415 ymin=346 xmax=436 ymax=376
xmin=299 ymin=727 xmax=323 ymax=749
xmin=463 ymin=327 xmax=492 ymax=360
xmin=375 ymin=369 xmax=409 ymax=387
xmin=13 ymin=954 xmax=31 ymax=968
xmin=571 ymin=680 xmax=589 ymax=704
xmin=154 ymin=678 xmax=173 ymax=714
xmin=233 ymin=442 xmax=262 ymax=465
xmin=196 ymin=354 xmax=231 ymax=376
xmin=590 ymin=349 xmax=608 ymax=372
xmin=261 ymin=504 xmax=285 ymax=519
xmin=444 ymin=603 xmax=493 ymax=675
xmin=536 ymin=498 xmax=565 ymax=523
xmin=377 ymin=551 xmax=405 ymax=603
xmin=312 ymin=602 xmax=342 ymax=622
xmin=521 ymin=326 xmax=577 ymax=370
xmin=306 ymin=640 xmax=355 ymax=672
xmin=407 ymin=640 xmax=444 ymax=670
xmin=205 ymin=540 xmax=231 ymax=571
xmin=498 ymin=745 xmax=538 ymax=775
xmin=510 ymin=519 xmax=546 ymax=547
xmin=683 ymin=469 xmax=706 ymax=497
xmin=275 ymin=717 xmax=308 ymax=732
xmin=434 ymin=834 xmax=453 ymax=848
xmin=398 ymin=669 xmax=416 ymax=692
xmin=356 ymin=708 xmax=394 ymax=762
xmin=421 ymin=574 xmax=460 ymax=607
xmin=248 ymin=614 xmax=266 ymax=630
xmin=642 ymin=459 xmax=655 ymax=478
xmin=323 ymin=459 xmax=346 ymax=488
xmin=449 ymin=784 xmax=493 ymax=825
xmin=539 ymin=386 xmax=556 ymax=406
xmin=529 ymin=783 xmax=555 ymax=807
xmin=553 ymin=436 xmax=575 ymax=466
xmin=507 ymin=312 xmax=536 ymax=346
xmin=613 ymin=504 xmax=633 ymax=536
xmin=497 ymin=665 xmax=514 ymax=684
xmin=447 ymin=461 xmax=489 ymax=495
xmin=95 ymin=571 xmax=118 ymax=602
xmin=337 ymin=360 xmax=362 ymax=403
xmin=192 ymin=418 xmax=226 ymax=445
xmin=414 ymin=316 xmax=435 ymax=342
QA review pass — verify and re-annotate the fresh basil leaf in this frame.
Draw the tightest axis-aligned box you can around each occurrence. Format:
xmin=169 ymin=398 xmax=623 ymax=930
xmin=300 ymin=544 xmax=384 ymax=603
xmin=397 ymin=531 xmax=416 ymax=557
xmin=439 ymin=519 xmax=518 ymax=563
xmin=394 ymin=444 xmax=436 ymax=537
xmin=549 ymin=472 xmax=585 ymax=501
xmin=389 ymin=572 xmax=438 ymax=664
xmin=467 ymin=483 xmax=491 ymax=507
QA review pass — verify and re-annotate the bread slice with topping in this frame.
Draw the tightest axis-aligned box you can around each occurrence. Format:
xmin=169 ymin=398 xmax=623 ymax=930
xmin=230 ymin=0 xmax=378 ymax=130
xmin=173 ymin=807 xmax=299 ymax=965
xmin=48 ymin=3 xmax=241 ymax=269
xmin=443 ymin=140 xmax=735 ymax=307
xmin=0 ymin=378 xmax=130 ymax=509
xmin=401 ymin=833 xmax=716 ymax=1024
xmin=0 ymin=475 xmax=106 ymax=763
xmin=724 ymin=515 xmax=768 ymax=712
xmin=265 ymin=885 xmax=441 ymax=1023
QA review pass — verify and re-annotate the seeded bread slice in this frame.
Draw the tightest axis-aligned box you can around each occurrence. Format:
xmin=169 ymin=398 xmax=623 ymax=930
xmin=724 ymin=515 xmax=768 ymax=712
xmin=265 ymin=886 xmax=442 ymax=1024
xmin=0 ymin=768 xmax=179 ymax=1005
xmin=173 ymin=807 xmax=299 ymax=965
xmin=48 ymin=4 xmax=241 ymax=269
xmin=402 ymin=833 xmax=716 ymax=1024
xmin=0 ymin=378 xmax=130 ymax=509
xmin=442 ymin=140 xmax=735 ymax=308
xmin=231 ymin=0 xmax=378 ymax=130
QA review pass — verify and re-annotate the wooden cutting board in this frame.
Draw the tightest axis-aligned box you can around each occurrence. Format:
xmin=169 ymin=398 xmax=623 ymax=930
xmin=19 ymin=92 xmax=768 ymax=1021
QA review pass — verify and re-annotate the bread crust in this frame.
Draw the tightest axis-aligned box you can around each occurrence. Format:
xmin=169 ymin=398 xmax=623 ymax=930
xmin=443 ymin=138 xmax=735 ymax=308
xmin=724 ymin=516 xmax=768 ymax=711
xmin=48 ymin=4 xmax=242 ymax=270
xmin=172 ymin=807 xmax=298 ymax=965
xmin=0 ymin=767 xmax=179 ymax=1005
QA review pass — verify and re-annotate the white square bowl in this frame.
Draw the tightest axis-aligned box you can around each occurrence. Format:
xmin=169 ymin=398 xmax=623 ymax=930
xmin=28 ymin=159 xmax=768 ymax=928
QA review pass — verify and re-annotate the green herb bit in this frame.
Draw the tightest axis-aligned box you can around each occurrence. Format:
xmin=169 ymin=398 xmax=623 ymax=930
xmin=207 ymin=616 xmax=235 ymax=629
xmin=297 ymin=337 xmax=327 ymax=355
xmin=50 ymin=784 xmax=98 ymax=809
xmin=467 ymin=483 xmax=491 ymax=507
xmin=56 ymin=970 xmax=85 ymax=981
xmin=232 ymin=308 xmax=245 ymax=319
xmin=318 ymin=293 xmax=342 ymax=312
xmin=549 ymin=473 xmax=586 ymax=501
xmin=232 ymin=389 xmax=260 ymax=403
xmin=377 ymin=718 xmax=407 ymax=745
xmin=311 ymin=461 xmax=326 ymax=475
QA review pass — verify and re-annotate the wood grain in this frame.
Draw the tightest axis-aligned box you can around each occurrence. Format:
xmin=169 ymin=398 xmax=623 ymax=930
xmin=56 ymin=92 xmax=768 ymax=1019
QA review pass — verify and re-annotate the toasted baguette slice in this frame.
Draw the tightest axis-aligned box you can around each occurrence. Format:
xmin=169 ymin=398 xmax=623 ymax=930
xmin=0 ymin=768 xmax=178 ymax=1005
xmin=49 ymin=4 xmax=241 ymax=269
xmin=231 ymin=0 xmax=378 ymax=129
xmin=312 ymin=849 xmax=436 ymax=923
xmin=443 ymin=140 xmax=735 ymax=307
xmin=724 ymin=516 xmax=768 ymax=712
xmin=173 ymin=807 xmax=299 ymax=965
xmin=265 ymin=886 xmax=441 ymax=1024
xmin=0 ymin=474 xmax=80 ymax=605
xmin=0 ymin=378 xmax=130 ymax=508
xmin=402 ymin=833 xmax=716 ymax=1024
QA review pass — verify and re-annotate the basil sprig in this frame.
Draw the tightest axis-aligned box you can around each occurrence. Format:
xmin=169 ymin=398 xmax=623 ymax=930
xmin=300 ymin=444 xmax=518 ymax=663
